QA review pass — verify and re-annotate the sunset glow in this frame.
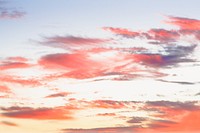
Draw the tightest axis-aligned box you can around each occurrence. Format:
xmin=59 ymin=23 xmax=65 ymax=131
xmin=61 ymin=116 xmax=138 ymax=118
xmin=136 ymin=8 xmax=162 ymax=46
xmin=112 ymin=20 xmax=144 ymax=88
xmin=0 ymin=0 xmax=200 ymax=133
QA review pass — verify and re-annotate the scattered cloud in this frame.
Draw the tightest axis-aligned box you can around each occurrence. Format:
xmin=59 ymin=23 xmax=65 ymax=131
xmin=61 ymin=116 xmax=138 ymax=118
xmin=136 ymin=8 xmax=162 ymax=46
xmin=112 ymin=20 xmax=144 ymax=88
xmin=103 ymin=27 xmax=140 ymax=38
xmin=145 ymin=101 xmax=200 ymax=111
xmin=0 ymin=121 xmax=18 ymax=127
xmin=0 ymin=10 xmax=25 ymax=19
xmin=45 ymin=92 xmax=71 ymax=98
xmin=41 ymin=35 xmax=110 ymax=50
xmin=166 ymin=16 xmax=200 ymax=30
xmin=0 ymin=56 xmax=31 ymax=70
xmin=96 ymin=113 xmax=116 ymax=117
xmin=0 ymin=1 xmax=26 ymax=19
xmin=0 ymin=75 xmax=42 ymax=87
xmin=157 ymin=79 xmax=196 ymax=85
xmin=127 ymin=116 xmax=147 ymax=124
xmin=1 ymin=106 xmax=76 ymax=120
xmin=62 ymin=126 xmax=139 ymax=133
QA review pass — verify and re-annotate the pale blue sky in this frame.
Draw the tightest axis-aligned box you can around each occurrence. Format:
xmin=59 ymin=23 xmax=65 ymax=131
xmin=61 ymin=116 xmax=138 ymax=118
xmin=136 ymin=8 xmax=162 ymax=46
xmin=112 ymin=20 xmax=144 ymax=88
xmin=1 ymin=0 xmax=200 ymax=56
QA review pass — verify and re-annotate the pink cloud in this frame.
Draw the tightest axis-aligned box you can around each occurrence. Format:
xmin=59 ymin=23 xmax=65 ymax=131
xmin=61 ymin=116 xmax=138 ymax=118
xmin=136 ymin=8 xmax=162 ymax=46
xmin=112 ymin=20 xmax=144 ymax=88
xmin=0 ymin=56 xmax=31 ymax=70
xmin=166 ymin=16 xmax=200 ymax=30
xmin=103 ymin=27 xmax=140 ymax=38
xmin=0 ymin=75 xmax=42 ymax=87
xmin=143 ymin=28 xmax=180 ymax=44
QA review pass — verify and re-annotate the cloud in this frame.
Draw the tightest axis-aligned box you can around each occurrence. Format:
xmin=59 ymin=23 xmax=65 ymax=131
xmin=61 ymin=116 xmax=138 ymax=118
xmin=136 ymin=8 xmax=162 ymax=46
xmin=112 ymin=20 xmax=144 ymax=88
xmin=195 ymin=92 xmax=200 ymax=96
xmin=0 ymin=1 xmax=26 ymax=19
xmin=142 ymin=110 xmax=200 ymax=132
xmin=143 ymin=28 xmax=180 ymax=44
xmin=0 ymin=85 xmax=13 ymax=98
xmin=103 ymin=27 xmax=140 ymax=38
xmin=62 ymin=126 xmax=139 ymax=133
xmin=145 ymin=101 xmax=200 ymax=111
xmin=1 ymin=106 xmax=75 ymax=120
xmin=0 ymin=121 xmax=18 ymax=127
xmin=45 ymin=92 xmax=71 ymax=98
xmin=164 ymin=16 xmax=200 ymax=41
xmin=38 ymin=48 xmax=135 ymax=79
xmin=96 ymin=113 xmax=116 ymax=117
xmin=0 ymin=56 xmax=31 ymax=70
xmin=0 ymin=10 xmax=25 ymax=19
xmin=166 ymin=16 xmax=200 ymax=30
xmin=41 ymin=35 xmax=110 ymax=50
xmin=0 ymin=75 xmax=42 ymax=87
xmin=90 ymin=100 xmax=129 ymax=109
xmin=157 ymin=79 xmax=197 ymax=85
xmin=127 ymin=117 xmax=147 ymax=124
xmin=0 ymin=85 xmax=11 ymax=93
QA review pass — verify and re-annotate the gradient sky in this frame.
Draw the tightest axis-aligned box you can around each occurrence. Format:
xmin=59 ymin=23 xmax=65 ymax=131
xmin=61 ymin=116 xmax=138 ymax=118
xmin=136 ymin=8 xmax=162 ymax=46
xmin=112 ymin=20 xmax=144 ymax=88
xmin=0 ymin=0 xmax=200 ymax=133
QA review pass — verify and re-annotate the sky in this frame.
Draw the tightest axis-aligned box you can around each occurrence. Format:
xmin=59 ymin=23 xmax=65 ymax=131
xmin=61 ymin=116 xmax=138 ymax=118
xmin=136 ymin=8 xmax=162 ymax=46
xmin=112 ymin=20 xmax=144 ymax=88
xmin=0 ymin=0 xmax=200 ymax=133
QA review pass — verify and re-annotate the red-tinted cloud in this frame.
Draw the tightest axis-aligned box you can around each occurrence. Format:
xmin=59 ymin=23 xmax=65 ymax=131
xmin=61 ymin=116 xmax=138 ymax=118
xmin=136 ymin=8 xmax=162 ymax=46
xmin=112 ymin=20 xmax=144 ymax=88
xmin=130 ymin=54 xmax=164 ymax=66
xmin=166 ymin=16 xmax=200 ymax=30
xmin=103 ymin=27 xmax=140 ymax=38
xmin=0 ymin=85 xmax=11 ymax=93
xmin=143 ymin=29 xmax=180 ymax=44
xmin=0 ymin=85 xmax=13 ymax=98
xmin=0 ymin=75 xmax=42 ymax=87
xmin=1 ymin=106 xmax=75 ymax=120
xmin=39 ymin=48 xmax=129 ymax=79
xmin=0 ymin=56 xmax=31 ymax=70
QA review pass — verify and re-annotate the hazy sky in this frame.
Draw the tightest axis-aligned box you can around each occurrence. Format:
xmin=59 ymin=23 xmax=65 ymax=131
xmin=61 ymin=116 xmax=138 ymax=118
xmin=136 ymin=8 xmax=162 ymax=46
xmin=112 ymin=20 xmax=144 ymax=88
xmin=0 ymin=0 xmax=200 ymax=133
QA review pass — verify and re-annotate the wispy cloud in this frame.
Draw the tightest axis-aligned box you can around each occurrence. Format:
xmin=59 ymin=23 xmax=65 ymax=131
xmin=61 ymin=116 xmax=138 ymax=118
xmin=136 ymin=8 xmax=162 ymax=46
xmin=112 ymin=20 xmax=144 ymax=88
xmin=41 ymin=35 xmax=110 ymax=50
xmin=0 ymin=1 xmax=26 ymax=19
xmin=1 ymin=106 xmax=76 ymax=120
xmin=0 ymin=121 xmax=18 ymax=127
xmin=62 ymin=126 xmax=139 ymax=133
xmin=165 ymin=16 xmax=200 ymax=30
xmin=0 ymin=10 xmax=25 ymax=19
xmin=103 ymin=27 xmax=140 ymax=38
xmin=45 ymin=92 xmax=71 ymax=98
